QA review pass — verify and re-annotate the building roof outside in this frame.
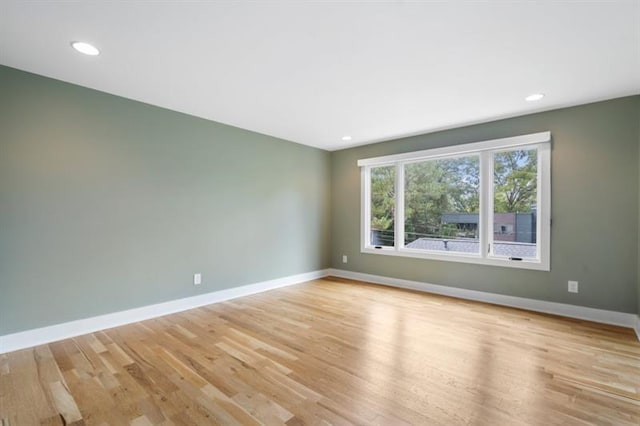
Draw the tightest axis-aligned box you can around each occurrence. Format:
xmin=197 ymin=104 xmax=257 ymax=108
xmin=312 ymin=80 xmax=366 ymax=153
xmin=405 ymin=238 xmax=536 ymax=258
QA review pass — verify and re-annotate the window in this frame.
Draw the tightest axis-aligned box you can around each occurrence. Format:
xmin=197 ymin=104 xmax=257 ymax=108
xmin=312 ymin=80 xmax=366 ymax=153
xmin=370 ymin=165 xmax=395 ymax=247
xmin=359 ymin=132 xmax=551 ymax=270
xmin=404 ymin=155 xmax=480 ymax=254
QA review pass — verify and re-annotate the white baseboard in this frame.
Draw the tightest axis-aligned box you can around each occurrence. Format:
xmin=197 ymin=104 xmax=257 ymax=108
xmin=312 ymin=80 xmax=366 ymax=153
xmin=3 ymin=268 xmax=637 ymax=353
xmin=0 ymin=269 xmax=330 ymax=354
xmin=328 ymin=269 xmax=639 ymax=335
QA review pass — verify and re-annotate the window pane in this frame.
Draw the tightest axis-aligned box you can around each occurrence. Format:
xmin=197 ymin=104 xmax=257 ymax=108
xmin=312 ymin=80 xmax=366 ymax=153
xmin=404 ymin=156 xmax=480 ymax=254
xmin=492 ymin=149 xmax=537 ymax=259
xmin=370 ymin=165 xmax=395 ymax=247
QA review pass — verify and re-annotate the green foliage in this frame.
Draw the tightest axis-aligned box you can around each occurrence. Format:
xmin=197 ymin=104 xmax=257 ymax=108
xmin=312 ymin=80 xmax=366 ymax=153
xmin=441 ymin=223 xmax=459 ymax=237
xmin=369 ymin=150 xmax=537 ymax=240
xmin=494 ymin=149 xmax=537 ymax=213
xmin=404 ymin=157 xmax=479 ymax=239
xmin=370 ymin=166 xmax=395 ymax=231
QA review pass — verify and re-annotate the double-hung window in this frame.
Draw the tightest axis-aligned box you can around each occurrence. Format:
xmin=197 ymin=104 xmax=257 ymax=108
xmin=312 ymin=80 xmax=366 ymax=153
xmin=359 ymin=132 xmax=551 ymax=270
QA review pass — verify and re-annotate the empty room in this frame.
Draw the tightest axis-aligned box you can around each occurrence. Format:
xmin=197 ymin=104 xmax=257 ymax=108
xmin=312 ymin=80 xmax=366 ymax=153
xmin=1 ymin=1 xmax=639 ymax=425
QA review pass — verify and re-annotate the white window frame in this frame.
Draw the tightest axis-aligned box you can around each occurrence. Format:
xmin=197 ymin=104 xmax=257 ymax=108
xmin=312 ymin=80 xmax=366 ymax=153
xmin=359 ymin=131 xmax=551 ymax=271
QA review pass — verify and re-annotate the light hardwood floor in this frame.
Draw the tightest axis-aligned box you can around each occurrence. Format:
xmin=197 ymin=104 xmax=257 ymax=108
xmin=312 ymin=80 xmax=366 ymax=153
xmin=1 ymin=277 xmax=639 ymax=425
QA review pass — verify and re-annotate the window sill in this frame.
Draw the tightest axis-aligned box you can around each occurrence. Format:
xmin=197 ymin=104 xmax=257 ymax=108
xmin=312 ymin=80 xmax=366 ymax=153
xmin=361 ymin=246 xmax=550 ymax=271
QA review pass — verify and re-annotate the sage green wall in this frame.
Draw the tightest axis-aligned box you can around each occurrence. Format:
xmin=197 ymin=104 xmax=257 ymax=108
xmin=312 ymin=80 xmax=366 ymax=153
xmin=2 ymin=65 xmax=638 ymax=336
xmin=331 ymin=96 xmax=640 ymax=314
xmin=0 ymin=66 xmax=331 ymax=335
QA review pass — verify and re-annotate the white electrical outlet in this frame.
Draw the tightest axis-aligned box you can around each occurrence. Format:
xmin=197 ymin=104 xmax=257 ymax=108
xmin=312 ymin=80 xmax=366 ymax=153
xmin=194 ymin=273 xmax=202 ymax=286
xmin=568 ymin=280 xmax=578 ymax=293
xmin=342 ymin=255 xmax=348 ymax=263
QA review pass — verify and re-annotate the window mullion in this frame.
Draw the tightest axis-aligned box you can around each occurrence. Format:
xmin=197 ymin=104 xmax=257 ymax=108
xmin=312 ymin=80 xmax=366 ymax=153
xmin=362 ymin=167 xmax=371 ymax=247
xmin=479 ymin=152 xmax=492 ymax=259
xmin=395 ymin=163 xmax=404 ymax=250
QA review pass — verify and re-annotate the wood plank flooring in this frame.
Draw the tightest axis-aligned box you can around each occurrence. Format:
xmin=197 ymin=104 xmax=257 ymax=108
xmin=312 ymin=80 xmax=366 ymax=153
xmin=1 ymin=277 xmax=639 ymax=425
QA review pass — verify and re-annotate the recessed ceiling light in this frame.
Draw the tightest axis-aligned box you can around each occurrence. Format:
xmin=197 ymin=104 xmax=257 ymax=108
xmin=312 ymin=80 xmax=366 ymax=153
xmin=341 ymin=136 xmax=352 ymax=141
xmin=525 ymin=93 xmax=545 ymax=102
xmin=71 ymin=41 xmax=100 ymax=56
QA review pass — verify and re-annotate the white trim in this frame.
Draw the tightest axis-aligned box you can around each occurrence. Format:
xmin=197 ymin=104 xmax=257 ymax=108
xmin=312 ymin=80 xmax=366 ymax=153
xmin=360 ymin=247 xmax=549 ymax=270
xmin=479 ymin=151 xmax=490 ymax=259
xmin=328 ymin=269 xmax=639 ymax=334
xmin=394 ymin=163 xmax=404 ymax=249
xmin=361 ymin=166 xmax=370 ymax=248
xmin=357 ymin=131 xmax=551 ymax=167
xmin=0 ymin=269 xmax=330 ymax=354
xmin=538 ymin=143 xmax=552 ymax=268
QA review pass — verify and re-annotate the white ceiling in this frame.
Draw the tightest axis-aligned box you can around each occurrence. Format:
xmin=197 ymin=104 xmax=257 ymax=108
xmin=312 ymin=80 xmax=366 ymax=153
xmin=1 ymin=1 xmax=639 ymax=151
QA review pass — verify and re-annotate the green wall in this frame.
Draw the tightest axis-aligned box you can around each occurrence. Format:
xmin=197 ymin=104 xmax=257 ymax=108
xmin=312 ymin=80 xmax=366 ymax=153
xmin=331 ymin=97 xmax=640 ymax=314
xmin=0 ymin=66 xmax=331 ymax=335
